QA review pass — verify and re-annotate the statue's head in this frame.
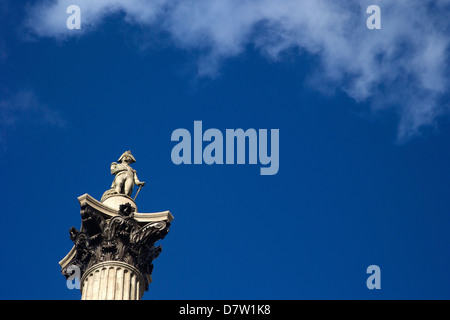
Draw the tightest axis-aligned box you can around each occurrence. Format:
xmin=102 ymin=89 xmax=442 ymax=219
xmin=118 ymin=150 xmax=136 ymax=164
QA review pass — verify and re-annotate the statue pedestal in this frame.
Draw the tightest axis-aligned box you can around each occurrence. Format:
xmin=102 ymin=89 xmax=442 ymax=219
xmin=101 ymin=194 xmax=138 ymax=212
xmin=59 ymin=194 xmax=173 ymax=300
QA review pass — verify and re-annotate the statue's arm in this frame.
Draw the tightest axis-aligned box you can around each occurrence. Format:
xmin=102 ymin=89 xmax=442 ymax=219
xmin=134 ymin=171 xmax=145 ymax=187
xmin=110 ymin=162 xmax=120 ymax=175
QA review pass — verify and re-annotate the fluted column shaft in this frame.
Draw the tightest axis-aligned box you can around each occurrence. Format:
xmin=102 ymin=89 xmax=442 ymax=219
xmin=81 ymin=261 xmax=145 ymax=300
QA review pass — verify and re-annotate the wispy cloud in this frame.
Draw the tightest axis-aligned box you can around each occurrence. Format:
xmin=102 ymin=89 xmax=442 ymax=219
xmin=0 ymin=89 xmax=65 ymax=144
xmin=24 ymin=0 xmax=450 ymax=141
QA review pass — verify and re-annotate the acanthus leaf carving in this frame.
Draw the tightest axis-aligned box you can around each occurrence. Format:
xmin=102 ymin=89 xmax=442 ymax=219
xmin=63 ymin=201 xmax=170 ymax=291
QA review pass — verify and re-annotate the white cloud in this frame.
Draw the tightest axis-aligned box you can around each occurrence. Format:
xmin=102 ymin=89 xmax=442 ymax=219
xmin=24 ymin=0 xmax=167 ymax=38
xmin=24 ymin=0 xmax=450 ymax=141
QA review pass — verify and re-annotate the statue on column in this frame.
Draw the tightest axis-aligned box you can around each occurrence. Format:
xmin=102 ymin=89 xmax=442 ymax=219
xmin=101 ymin=150 xmax=145 ymax=201
xmin=60 ymin=149 xmax=173 ymax=300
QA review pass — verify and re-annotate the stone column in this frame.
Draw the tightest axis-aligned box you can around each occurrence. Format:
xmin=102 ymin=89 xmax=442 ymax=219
xmin=81 ymin=261 xmax=145 ymax=300
xmin=59 ymin=194 xmax=173 ymax=300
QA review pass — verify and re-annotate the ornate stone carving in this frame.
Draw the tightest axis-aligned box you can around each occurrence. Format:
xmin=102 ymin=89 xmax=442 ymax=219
xmin=62 ymin=200 xmax=170 ymax=291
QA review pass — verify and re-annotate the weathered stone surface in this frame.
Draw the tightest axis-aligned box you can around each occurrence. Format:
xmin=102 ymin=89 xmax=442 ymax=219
xmin=60 ymin=194 xmax=173 ymax=299
xmin=102 ymin=194 xmax=138 ymax=212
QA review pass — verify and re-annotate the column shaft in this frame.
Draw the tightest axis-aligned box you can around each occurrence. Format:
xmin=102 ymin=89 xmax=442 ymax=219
xmin=81 ymin=261 xmax=145 ymax=300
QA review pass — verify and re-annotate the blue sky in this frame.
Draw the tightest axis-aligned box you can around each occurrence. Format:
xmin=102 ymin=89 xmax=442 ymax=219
xmin=1 ymin=0 xmax=450 ymax=299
